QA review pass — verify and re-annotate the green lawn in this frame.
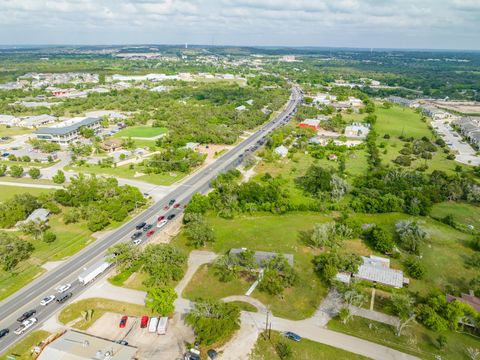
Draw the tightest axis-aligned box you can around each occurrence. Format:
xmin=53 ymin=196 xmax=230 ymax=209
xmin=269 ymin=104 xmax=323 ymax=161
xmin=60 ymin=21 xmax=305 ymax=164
xmin=0 ymin=125 xmax=33 ymax=137
xmin=0 ymin=184 xmax=54 ymax=201
xmin=250 ymin=331 xmax=369 ymax=360
xmin=113 ymin=126 xmax=167 ymax=138
xmin=177 ymin=212 xmax=329 ymax=320
xmin=65 ymin=163 xmax=186 ymax=186
xmin=0 ymin=160 xmax=57 ymax=168
xmin=0 ymin=330 xmax=50 ymax=360
xmin=58 ymin=298 xmax=153 ymax=330
xmin=328 ymin=316 xmax=480 ymax=360
xmin=0 ymin=176 xmax=56 ymax=185
xmin=431 ymin=202 xmax=480 ymax=230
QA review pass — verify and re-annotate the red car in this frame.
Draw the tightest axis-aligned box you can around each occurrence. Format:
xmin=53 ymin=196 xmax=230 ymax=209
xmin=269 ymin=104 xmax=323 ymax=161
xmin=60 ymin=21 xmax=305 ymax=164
xmin=119 ymin=316 xmax=128 ymax=328
xmin=157 ymin=215 xmax=165 ymax=222
xmin=140 ymin=315 xmax=149 ymax=328
xmin=173 ymin=203 xmax=181 ymax=209
xmin=163 ymin=205 xmax=170 ymax=211
xmin=146 ymin=229 xmax=155 ymax=237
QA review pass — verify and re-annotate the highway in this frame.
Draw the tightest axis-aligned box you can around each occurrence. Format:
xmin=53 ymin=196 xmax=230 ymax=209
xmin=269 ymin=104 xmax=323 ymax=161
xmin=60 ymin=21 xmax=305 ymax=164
xmin=0 ymin=86 xmax=302 ymax=353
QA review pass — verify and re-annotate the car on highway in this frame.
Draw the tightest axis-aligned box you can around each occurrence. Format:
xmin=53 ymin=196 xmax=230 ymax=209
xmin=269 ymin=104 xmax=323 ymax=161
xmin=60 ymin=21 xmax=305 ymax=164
xmin=157 ymin=219 xmax=168 ymax=228
xmin=14 ymin=317 xmax=37 ymax=335
xmin=17 ymin=310 xmax=36 ymax=322
xmin=167 ymin=214 xmax=176 ymax=220
xmin=131 ymin=231 xmax=142 ymax=240
xmin=132 ymin=238 xmax=142 ymax=246
xmin=146 ymin=229 xmax=155 ymax=237
xmin=135 ymin=222 xmax=147 ymax=230
xmin=57 ymin=292 xmax=73 ymax=303
xmin=57 ymin=283 xmax=72 ymax=293
xmin=140 ymin=315 xmax=149 ymax=328
xmin=116 ymin=340 xmax=128 ymax=345
xmin=119 ymin=316 xmax=128 ymax=328
xmin=173 ymin=203 xmax=181 ymax=208
xmin=284 ymin=331 xmax=301 ymax=342
xmin=157 ymin=215 xmax=165 ymax=222
xmin=168 ymin=199 xmax=176 ymax=206
xmin=40 ymin=295 xmax=56 ymax=306
xmin=0 ymin=328 xmax=9 ymax=338
xmin=143 ymin=224 xmax=153 ymax=232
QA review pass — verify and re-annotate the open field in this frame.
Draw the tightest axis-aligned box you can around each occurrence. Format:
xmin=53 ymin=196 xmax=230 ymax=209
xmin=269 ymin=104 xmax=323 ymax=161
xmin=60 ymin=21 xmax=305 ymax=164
xmin=0 ymin=125 xmax=33 ymax=137
xmin=0 ymin=176 xmax=56 ymax=185
xmin=59 ymin=298 xmax=153 ymax=331
xmin=0 ymin=184 xmax=54 ymax=201
xmin=250 ymin=331 xmax=370 ymax=360
xmin=328 ymin=316 xmax=480 ymax=360
xmin=431 ymin=202 xmax=480 ymax=230
xmin=0 ymin=330 xmax=50 ymax=360
xmin=113 ymin=126 xmax=167 ymax=138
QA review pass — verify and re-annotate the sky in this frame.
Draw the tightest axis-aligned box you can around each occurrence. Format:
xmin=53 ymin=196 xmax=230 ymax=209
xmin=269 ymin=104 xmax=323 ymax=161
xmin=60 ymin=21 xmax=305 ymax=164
xmin=0 ymin=0 xmax=479 ymax=50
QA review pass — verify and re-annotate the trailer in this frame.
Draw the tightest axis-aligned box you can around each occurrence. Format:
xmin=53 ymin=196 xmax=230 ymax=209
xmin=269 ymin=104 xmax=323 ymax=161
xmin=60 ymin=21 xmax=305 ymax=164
xmin=157 ymin=316 xmax=168 ymax=335
xmin=78 ymin=259 xmax=111 ymax=285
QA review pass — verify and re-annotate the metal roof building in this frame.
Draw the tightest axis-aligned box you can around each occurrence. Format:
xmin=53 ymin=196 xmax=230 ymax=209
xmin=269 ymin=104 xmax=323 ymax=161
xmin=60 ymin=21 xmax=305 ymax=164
xmin=37 ymin=330 xmax=137 ymax=360
xmin=354 ymin=256 xmax=407 ymax=288
xmin=230 ymin=248 xmax=294 ymax=267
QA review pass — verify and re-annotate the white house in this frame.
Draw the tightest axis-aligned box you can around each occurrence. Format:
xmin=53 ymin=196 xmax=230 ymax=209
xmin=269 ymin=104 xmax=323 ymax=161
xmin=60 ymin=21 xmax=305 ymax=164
xmin=344 ymin=123 xmax=371 ymax=138
xmin=274 ymin=145 xmax=289 ymax=158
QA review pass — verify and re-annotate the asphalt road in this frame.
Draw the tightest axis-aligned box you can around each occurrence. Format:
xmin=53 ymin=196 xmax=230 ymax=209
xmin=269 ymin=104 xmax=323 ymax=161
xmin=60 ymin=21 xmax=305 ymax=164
xmin=0 ymin=86 xmax=302 ymax=353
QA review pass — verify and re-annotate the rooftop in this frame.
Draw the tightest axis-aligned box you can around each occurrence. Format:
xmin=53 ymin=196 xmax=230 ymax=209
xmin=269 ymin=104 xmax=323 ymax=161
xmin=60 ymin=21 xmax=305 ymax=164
xmin=230 ymin=248 xmax=294 ymax=267
xmin=355 ymin=255 xmax=406 ymax=288
xmin=35 ymin=117 xmax=101 ymax=136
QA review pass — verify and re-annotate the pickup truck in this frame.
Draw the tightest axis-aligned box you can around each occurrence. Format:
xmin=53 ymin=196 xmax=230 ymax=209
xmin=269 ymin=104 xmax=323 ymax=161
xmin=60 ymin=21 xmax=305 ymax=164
xmin=14 ymin=317 xmax=37 ymax=335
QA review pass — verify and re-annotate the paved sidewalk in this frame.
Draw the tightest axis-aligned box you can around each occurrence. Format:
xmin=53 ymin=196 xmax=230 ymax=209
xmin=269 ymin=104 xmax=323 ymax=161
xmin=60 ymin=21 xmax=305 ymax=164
xmin=351 ymin=306 xmax=400 ymax=327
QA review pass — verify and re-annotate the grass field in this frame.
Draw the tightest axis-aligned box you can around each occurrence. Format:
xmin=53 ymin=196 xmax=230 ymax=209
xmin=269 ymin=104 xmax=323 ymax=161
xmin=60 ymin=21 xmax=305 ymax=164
xmin=113 ymin=126 xmax=167 ymax=138
xmin=0 ymin=125 xmax=33 ymax=137
xmin=431 ymin=202 xmax=480 ymax=230
xmin=0 ymin=184 xmax=54 ymax=201
xmin=177 ymin=212 xmax=330 ymax=320
xmin=328 ymin=316 xmax=480 ymax=360
xmin=65 ymin=163 xmax=186 ymax=186
xmin=0 ymin=176 xmax=56 ymax=185
xmin=0 ymin=330 xmax=50 ymax=360
xmin=250 ymin=331 xmax=370 ymax=360
xmin=59 ymin=298 xmax=153 ymax=330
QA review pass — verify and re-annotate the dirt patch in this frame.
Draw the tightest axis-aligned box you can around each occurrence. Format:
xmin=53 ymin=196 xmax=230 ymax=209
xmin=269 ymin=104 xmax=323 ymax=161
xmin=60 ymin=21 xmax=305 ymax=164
xmin=42 ymin=260 xmax=66 ymax=272
xmin=197 ymin=144 xmax=233 ymax=166
xmin=150 ymin=214 xmax=184 ymax=244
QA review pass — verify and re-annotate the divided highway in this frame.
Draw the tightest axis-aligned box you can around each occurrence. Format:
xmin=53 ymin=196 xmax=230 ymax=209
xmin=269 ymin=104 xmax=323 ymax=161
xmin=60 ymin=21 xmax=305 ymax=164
xmin=0 ymin=86 xmax=302 ymax=352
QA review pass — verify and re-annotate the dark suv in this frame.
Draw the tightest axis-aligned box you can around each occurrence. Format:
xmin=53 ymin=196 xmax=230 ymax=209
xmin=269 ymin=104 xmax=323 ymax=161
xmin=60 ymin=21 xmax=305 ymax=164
xmin=131 ymin=231 xmax=142 ymax=240
xmin=17 ymin=310 xmax=36 ymax=322
xmin=135 ymin=222 xmax=146 ymax=230
xmin=0 ymin=329 xmax=9 ymax=338
xmin=57 ymin=292 xmax=73 ymax=303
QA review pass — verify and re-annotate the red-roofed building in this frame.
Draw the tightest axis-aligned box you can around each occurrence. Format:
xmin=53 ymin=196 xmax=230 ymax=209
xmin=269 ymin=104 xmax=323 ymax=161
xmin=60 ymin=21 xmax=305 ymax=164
xmin=298 ymin=119 xmax=321 ymax=130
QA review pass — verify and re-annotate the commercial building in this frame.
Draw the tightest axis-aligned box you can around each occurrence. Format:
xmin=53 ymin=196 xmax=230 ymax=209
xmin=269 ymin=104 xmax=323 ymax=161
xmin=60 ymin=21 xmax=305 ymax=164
xmin=18 ymin=114 xmax=57 ymax=128
xmin=35 ymin=117 xmax=101 ymax=145
xmin=344 ymin=123 xmax=371 ymax=138
xmin=298 ymin=118 xmax=321 ymax=130
xmin=37 ymin=330 xmax=137 ymax=360
xmin=0 ymin=114 xmax=19 ymax=126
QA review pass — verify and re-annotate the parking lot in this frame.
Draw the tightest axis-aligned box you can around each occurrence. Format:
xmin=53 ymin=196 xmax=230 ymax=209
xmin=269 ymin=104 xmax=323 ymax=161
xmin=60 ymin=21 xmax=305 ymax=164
xmin=432 ymin=120 xmax=480 ymax=166
xmin=87 ymin=312 xmax=194 ymax=359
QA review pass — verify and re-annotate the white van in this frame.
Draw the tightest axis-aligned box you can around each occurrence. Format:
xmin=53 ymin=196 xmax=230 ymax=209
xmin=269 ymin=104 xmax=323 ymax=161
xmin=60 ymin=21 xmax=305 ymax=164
xmin=148 ymin=317 xmax=158 ymax=333
xmin=157 ymin=316 xmax=168 ymax=335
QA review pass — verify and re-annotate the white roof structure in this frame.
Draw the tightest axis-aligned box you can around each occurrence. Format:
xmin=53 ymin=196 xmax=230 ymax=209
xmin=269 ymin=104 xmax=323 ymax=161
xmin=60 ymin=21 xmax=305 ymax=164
xmin=19 ymin=114 xmax=57 ymax=128
xmin=274 ymin=145 xmax=289 ymax=157
xmin=235 ymin=105 xmax=247 ymax=111
xmin=185 ymin=142 xmax=199 ymax=150
xmin=0 ymin=114 xmax=19 ymax=126
xmin=16 ymin=208 xmax=50 ymax=227
xmin=344 ymin=123 xmax=371 ymax=138
xmin=38 ymin=330 xmax=137 ymax=360
xmin=355 ymin=255 xmax=406 ymax=288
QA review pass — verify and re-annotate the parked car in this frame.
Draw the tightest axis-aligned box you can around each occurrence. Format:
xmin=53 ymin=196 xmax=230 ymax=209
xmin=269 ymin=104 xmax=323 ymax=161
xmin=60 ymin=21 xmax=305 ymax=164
xmin=168 ymin=199 xmax=176 ymax=206
xmin=132 ymin=238 xmax=142 ymax=246
xmin=167 ymin=214 xmax=176 ymax=220
xmin=146 ymin=229 xmax=155 ymax=237
xmin=57 ymin=283 xmax=71 ymax=293
xmin=157 ymin=219 xmax=168 ymax=229
xmin=284 ymin=331 xmax=301 ymax=342
xmin=140 ymin=315 xmax=149 ymax=328
xmin=116 ymin=340 xmax=128 ymax=345
xmin=143 ymin=224 xmax=153 ymax=232
xmin=0 ymin=328 xmax=9 ymax=338
xmin=173 ymin=203 xmax=181 ymax=209
xmin=135 ymin=222 xmax=147 ymax=230
xmin=157 ymin=215 xmax=165 ymax=222
xmin=207 ymin=349 xmax=218 ymax=359
xmin=148 ymin=317 xmax=158 ymax=333
xmin=56 ymin=292 xmax=73 ymax=303
xmin=131 ymin=231 xmax=142 ymax=240
xmin=119 ymin=316 xmax=128 ymax=328
xmin=40 ymin=295 xmax=55 ymax=306
xmin=17 ymin=310 xmax=36 ymax=323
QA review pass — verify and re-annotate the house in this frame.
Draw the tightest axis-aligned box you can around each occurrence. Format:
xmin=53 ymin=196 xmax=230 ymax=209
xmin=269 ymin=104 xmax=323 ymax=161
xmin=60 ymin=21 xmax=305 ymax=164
xmin=37 ymin=330 xmax=137 ymax=360
xmin=274 ymin=145 xmax=288 ymax=158
xmin=446 ymin=292 xmax=480 ymax=313
xmin=348 ymin=97 xmax=363 ymax=107
xmin=387 ymin=96 xmax=417 ymax=108
xmin=101 ymin=139 xmax=123 ymax=152
xmin=298 ymin=119 xmax=321 ymax=130
xmin=230 ymin=248 xmax=294 ymax=267
xmin=185 ymin=142 xmax=200 ymax=150
xmin=354 ymin=255 xmax=409 ymax=288
xmin=235 ymin=105 xmax=247 ymax=111
xmin=246 ymin=99 xmax=254 ymax=106
xmin=18 ymin=114 xmax=57 ymax=129
xmin=0 ymin=114 xmax=19 ymax=126
xmin=16 ymin=208 xmax=50 ymax=227
xmin=344 ymin=123 xmax=371 ymax=138
xmin=313 ymin=93 xmax=336 ymax=105
xmin=35 ymin=117 xmax=102 ymax=145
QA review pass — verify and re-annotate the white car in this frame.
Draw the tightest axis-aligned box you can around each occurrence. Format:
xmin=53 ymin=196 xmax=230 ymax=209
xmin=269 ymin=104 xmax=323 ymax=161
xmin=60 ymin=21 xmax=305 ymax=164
xmin=57 ymin=283 xmax=71 ymax=293
xmin=14 ymin=318 xmax=37 ymax=335
xmin=40 ymin=295 xmax=56 ymax=306
xmin=132 ymin=238 xmax=142 ymax=246
xmin=156 ymin=219 xmax=168 ymax=229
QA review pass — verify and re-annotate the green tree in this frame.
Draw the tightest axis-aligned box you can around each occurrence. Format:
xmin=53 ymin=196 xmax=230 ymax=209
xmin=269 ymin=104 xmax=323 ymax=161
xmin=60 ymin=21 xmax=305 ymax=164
xmin=365 ymin=226 xmax=395 ymax=253
xmin=19 ymin=220 xmax=49 ymax=240
xmin=275 ymin=341 xmax=293 ymax=359
xmin=79 ymin=126 xmax=95 ymax=139
xmin=404 ymin=256 xmax=426 ymax=279
xmin=0 ymin=164 xmax=6 ymax=176
xmin=52 ymin=170 xmax=66 ymax=184
xmin=390 ymin=293 xmax=415 ymax=336
xmin=42 ymin=230 xmax=57 ymax=243
xmin=142 ymin=244 xmax=187 ymax=287
xmin=28 ymin=167 xmax=41 ymax=179
xmin=107 ymin=242 xmax=140 ymax=271
xmin=0 ymin=232 xmax=34 ymax=271
xmin=184 ymin=213 xmax=215 ymax=248
xmin=395 ymin=220 xmax=427 ymax=254
xmin=258 ymin=255 xmax=297 ymax=296
xmin=9 ymin=165 xmax=24 ymax=178
xmin=185 ymin=299 xmax=240 ymax=345
xmin=145 ymin=287 xmax=177 ymax=316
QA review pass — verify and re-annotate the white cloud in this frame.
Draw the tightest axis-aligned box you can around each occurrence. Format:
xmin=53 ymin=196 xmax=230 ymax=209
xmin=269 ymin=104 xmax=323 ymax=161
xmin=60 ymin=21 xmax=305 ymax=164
xmin=0 ymin=0 xmax=478 ymax=49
